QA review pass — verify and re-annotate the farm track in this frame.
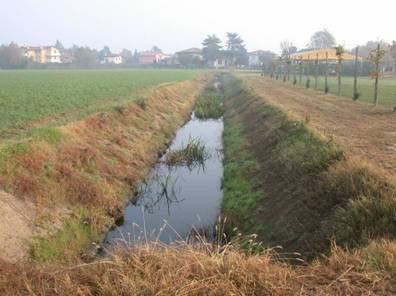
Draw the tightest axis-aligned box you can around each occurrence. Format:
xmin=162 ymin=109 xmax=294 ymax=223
xmin=245 ymin=77 xmax=396 ymax=180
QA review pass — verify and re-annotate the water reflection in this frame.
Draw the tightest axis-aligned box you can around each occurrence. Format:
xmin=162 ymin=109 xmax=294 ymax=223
xmin=137 ymin=172 xmax=183 ymax=215
xmin=105 ymin=115 xmax=224 ymax=246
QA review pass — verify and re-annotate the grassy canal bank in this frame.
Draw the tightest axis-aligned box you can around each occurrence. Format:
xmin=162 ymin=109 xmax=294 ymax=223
xmin=222 ymin=74 xmax=396 ymax=258
xmin=0 ymin=75 xmax=209 ymax=263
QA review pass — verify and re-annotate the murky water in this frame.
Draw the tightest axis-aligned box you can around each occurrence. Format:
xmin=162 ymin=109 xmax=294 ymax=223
xmin=105 ymin=113 xmax=223 ymax=246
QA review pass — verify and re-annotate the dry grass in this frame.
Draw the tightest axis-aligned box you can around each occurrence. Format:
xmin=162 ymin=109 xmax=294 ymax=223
xmin=0 ymin=239 xmax=395 ymax=295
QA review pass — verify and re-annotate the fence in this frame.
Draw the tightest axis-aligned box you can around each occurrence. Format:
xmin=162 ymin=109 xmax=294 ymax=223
xmin=263 ymin=45 xmax=396 ymax=109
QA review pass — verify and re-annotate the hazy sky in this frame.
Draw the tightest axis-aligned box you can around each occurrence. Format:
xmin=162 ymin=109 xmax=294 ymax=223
xmin=1 ymin=0 xmax=395 ymax=54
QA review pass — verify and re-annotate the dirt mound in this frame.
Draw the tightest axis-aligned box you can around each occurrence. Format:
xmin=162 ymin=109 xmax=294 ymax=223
xmin=0 ymin=191 xmax=35 ymax=262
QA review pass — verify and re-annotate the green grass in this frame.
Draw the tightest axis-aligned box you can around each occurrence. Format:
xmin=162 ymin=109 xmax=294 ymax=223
xmin=30 ymin=209 xmax=100 ymax=263
xmin=294 ymin=76 xmax=396 ymax=107
xmin=165 ymin=138 xmax=209 ymax=169
xmin=0 ymin=69 xmax=200 ymax=137
xmin=195 ymin=94 xmax=224 ymax=119
xmin=222 ymin=120 xmax=263 ymax=235
xmin=30 ymin=208 xmax=109 ymax=263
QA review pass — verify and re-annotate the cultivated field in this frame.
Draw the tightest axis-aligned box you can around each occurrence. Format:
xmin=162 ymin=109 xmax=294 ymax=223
xmin=237 ymin=71 xmax=396 ymax=108
xmin=310 ymin=76 xmax=396 ymax=107
xmin=0 ymin=69 xmax=200 ymax=138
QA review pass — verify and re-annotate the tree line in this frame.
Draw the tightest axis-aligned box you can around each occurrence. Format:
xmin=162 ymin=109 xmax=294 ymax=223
xmin=0 ymin=32 xmax=253 ymax=69
xmin=0 ymin=40 xmax=156 ymax=69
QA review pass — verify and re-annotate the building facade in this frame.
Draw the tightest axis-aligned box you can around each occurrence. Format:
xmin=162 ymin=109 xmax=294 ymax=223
xmin=102 ymin=54 xmax=123 ymax=64
xmin=24 ymin=46 xmax=61 ymax=63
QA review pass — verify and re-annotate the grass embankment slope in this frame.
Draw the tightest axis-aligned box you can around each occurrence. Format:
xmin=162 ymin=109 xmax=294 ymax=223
xmin=0 ymin=70 xmax=207 ymax=262
xmin=1 ymin=74 xmax=396 ymax=295
xmin=222 ymin=74 xmax=396 ymax=257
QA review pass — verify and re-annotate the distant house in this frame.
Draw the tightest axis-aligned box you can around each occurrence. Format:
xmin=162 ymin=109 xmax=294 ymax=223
xmin=212 ymin=57 xmax=227 ymax=68
xmin=248 ymin=50 xmax=266 ymax=67
xmin=102 ymin=54 xmax=123 ymax=64
xmin=174 ymin=48 xmax=204 ymax=67
xmin=60 ymin=50 xmax=74 ymax=64
xmin=138 ymin=51 xmax=169 ymax=65
xmin=290 ymin=48 xmax=359 ymax=62
xmin=24 ymin=46 xmax=61 ymax=63
xmin=176 ymin=48 xmax=203 ymax=60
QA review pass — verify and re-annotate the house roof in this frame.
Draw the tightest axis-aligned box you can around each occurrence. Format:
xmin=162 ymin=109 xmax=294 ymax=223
xmin=139 ymin=51 xmax=159 ymax=56
xmin=248 ymin=50 xmax=266 ymax=56
xmin=177 ymin=48 xmax=202 ymax=54
xmin=105 ymin=54 xmax=122 ymax=58
xmin=23 ymin=46 xmax=57 ymax=51
xmin=290 ymin=48 xmax=360 ymax=61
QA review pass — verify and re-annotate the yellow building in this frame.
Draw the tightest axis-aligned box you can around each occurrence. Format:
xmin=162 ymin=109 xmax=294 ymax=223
xmin=24 ymin=46 xmax=61 ymax=64
xmin=290 ymin=48 xmax=360 ymax=62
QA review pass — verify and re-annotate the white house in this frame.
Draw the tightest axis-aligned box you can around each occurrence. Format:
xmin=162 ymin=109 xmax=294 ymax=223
xmin=248 ymin=51 xmax=265 ymax=67
xmin=102 ymin=54 xmax=123 ymax=64
xmin=212 ymin=57 xmax=226 ymax=68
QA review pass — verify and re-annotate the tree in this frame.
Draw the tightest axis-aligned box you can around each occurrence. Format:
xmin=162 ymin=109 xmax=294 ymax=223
xmin=132 ymin=49 xmax=139 ymax=63
xmin=177 ymin=53 xmax=202 ymax=68
xmin=55 ymin=40 xmax=65 ymax=53
xmin=225 ymin=32 xmax=248 ymax=66
xmin=121 ymin=49 xmax=133 ymax=64
xmin=151 ymin=46 xmax=162 ymax=53
xmin=73 ymin=47 xmax=98 ymax=68
xmin=280 ymin=40 xmax=297 ymax=81
xmin=309 ymin=29 xmax=336 ymax=49
xmin=0 ymin=42 xmax=27 ymax=69
xmin=202 ymin=34 xmax=222 ymax=65
xmin=99 ymin=46 xmax=111 ymax=60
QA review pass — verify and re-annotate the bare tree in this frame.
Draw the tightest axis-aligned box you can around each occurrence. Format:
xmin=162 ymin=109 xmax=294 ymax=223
xmin=390 ymin=41 xmax=396 ymax=73
xmin=369 ymin=44 xmax=385 ymax=106
xmin=280 ymin=40 xmax=297 ymax=81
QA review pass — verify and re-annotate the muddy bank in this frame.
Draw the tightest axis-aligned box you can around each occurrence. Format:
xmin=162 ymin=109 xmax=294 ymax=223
xmin=0 ymin=77 xmax=209 ymax=262
xmin=222 ymin=75 xmax=396 ymax=258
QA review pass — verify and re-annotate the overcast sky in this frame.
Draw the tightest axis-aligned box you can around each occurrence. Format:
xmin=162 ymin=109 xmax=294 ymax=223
xmin=1 ymin=0 xmax=395 ymax=54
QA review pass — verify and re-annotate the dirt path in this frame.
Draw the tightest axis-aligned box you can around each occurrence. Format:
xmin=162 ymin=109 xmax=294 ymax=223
xmin=244 ymin=77 xmax=396 ymax=180
xmin=0 ymin=191 xmax=35 ymax=263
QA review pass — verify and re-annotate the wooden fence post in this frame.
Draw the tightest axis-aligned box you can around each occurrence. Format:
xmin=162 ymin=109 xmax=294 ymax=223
xmin=325 ymin=52 xmax=329 ymax=93
xmin=373 ymin=44 xmax=380 ymax=106
xmin=315 ymin=53 xmax=319 ymax=89
xmin=299 ymin=58 xmax=303 ymax=85
xmin=353 ymin=46 xmax=359 ymax=100
xmin=306 ymin=55 xmax=310 ymax=88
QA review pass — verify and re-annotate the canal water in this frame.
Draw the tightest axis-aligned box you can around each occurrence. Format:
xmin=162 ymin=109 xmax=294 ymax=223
xmin=104 ymin=112 xmax=224 ymax=246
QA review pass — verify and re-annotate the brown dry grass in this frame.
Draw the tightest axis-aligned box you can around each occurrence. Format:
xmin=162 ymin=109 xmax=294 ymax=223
xmin=0 ymin=239 xmax=395 ymax=295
